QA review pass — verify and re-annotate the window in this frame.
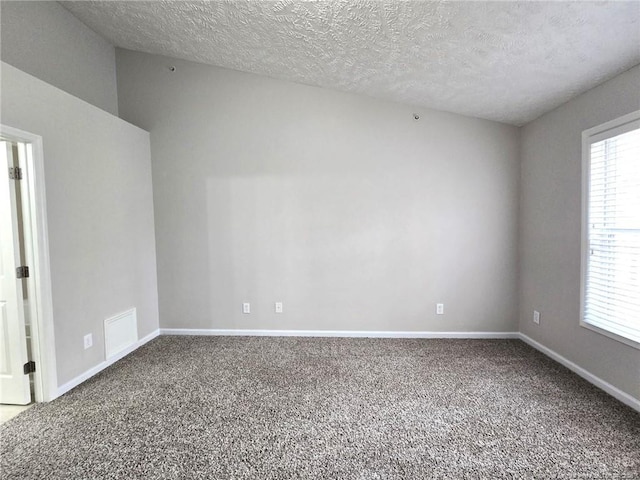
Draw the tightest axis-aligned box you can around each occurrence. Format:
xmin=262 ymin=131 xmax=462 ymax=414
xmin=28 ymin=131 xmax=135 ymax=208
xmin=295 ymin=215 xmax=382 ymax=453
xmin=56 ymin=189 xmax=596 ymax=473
xmin=581 ymin=111 xmax=640 ymax=349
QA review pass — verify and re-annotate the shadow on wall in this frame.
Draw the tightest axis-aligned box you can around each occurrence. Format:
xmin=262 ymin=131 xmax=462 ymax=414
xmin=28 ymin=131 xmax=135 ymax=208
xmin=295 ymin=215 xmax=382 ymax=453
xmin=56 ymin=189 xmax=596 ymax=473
xmin=191 ymin=168 xmax=511 ymax=332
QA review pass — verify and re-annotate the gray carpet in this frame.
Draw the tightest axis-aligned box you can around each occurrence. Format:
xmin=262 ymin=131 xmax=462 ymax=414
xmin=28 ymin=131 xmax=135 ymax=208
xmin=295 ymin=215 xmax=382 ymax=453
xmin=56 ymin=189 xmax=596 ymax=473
xmin=1 ymin=337 xmax=639 ymax=479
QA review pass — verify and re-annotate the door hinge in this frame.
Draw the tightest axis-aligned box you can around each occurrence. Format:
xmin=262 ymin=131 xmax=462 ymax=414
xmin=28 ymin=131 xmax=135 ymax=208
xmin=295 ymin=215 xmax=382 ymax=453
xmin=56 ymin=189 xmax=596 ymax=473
xmin=8 ymin=166 xmax=22 ymax=180
xmin=16 ymin=266 xmax=30 ymax=278
xmin=23 ymin=361 xmax=36 ymax=375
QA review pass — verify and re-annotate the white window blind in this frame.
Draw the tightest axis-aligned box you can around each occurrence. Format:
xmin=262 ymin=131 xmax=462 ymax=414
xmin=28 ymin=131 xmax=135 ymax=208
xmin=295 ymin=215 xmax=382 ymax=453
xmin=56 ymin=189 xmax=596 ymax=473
xmin=583 ymin=114 xmax=640 ymax=347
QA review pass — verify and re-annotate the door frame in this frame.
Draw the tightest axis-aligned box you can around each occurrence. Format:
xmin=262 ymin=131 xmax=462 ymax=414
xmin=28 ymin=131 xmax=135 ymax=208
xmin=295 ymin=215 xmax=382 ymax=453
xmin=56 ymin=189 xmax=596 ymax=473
xmin=0 ymin=124 xmax=57 ymax=402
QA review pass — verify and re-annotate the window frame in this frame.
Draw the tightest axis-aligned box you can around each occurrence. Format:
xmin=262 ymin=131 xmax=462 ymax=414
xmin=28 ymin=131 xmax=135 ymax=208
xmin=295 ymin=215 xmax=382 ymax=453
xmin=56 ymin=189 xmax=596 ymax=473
xmin=580 ymin=110 xmax=640 ymax=350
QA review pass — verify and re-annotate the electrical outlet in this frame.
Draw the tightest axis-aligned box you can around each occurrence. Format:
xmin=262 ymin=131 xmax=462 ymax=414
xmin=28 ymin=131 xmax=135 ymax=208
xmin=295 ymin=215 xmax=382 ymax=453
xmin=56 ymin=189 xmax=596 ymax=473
xmin=533 ymin=310 xmax=540 ymax=325
xmin=242 ymin=303 xmax=251 ymax=314
xmin=84 ymin=333 xmax=93 ymax=349
xmin=436 ymin=303 xmax=444 ymax=315
xmin=275 ymin=302 xmax=283 ymax=313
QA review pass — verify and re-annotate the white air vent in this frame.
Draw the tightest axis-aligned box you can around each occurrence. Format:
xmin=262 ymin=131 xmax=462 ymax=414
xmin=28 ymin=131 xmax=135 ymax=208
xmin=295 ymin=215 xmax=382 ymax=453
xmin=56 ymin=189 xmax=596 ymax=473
xmin=104 ymin=308 xmax=137 ymax=359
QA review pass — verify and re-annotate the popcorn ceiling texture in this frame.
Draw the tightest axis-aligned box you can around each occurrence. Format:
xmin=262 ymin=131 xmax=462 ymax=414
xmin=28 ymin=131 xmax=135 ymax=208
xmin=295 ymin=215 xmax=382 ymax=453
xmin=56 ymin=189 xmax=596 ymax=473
xmin=62 ymin=1 xmax=640 ymax=125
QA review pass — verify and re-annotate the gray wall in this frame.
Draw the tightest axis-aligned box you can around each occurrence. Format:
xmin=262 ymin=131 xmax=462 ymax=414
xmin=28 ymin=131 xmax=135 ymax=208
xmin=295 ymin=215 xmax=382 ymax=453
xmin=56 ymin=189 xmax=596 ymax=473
xmin=116 ymin=49 xmax=520 ymax=333
xmin=519 ymin=65 xmax=640 ymax=400
xmin=1 ymin=62 xmax=159 ymax=386
xmin=0 ymin=1 xmax=118 ymax=115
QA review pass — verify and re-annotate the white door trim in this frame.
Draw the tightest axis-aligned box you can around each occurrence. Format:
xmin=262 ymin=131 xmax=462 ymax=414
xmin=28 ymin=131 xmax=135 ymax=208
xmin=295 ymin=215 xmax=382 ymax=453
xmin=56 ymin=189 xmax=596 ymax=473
xmin=0 ymin=124 xmax=57 ymax=402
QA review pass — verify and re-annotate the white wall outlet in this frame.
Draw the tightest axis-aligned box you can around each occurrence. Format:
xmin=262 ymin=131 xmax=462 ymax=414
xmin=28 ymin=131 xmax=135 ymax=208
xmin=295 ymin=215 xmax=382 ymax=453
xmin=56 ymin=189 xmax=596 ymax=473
xmin=436 ymin=303 xmax=444 ymax=315
xmin=84 ymin=333 xmax=93 ymax=349
xmin=242 ymin=302 xmax=251 ymax=314
xmin=275 ymin=302 xmax=283 ymax=313
xmin=533 ymin=310 xmax=540 ymax=325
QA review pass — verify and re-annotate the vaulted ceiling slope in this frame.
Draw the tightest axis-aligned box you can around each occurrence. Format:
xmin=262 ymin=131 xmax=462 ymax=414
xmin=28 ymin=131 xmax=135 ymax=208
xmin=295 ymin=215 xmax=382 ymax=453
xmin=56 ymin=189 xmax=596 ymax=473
xmin=62 ymin=1 xmax=640 ymax=126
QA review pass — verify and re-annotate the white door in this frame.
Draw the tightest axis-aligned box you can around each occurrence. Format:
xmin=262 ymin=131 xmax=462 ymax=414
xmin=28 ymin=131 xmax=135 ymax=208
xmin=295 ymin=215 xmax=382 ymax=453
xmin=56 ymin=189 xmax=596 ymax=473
xmin=0 ymin=141 xmax=31 ymax=405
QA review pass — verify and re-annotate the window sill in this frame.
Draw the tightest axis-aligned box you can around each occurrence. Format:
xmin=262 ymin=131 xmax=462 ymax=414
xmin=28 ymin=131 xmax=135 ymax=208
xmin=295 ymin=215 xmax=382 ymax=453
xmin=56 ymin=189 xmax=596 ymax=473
xmin=580 ymin=320 xmax=640 ymax=351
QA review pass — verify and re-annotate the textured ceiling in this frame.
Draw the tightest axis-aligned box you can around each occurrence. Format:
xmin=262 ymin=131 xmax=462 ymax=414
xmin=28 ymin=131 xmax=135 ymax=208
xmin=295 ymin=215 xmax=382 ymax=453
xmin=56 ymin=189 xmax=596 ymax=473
xmin=62 ymin=1 xmax=640 ymax=125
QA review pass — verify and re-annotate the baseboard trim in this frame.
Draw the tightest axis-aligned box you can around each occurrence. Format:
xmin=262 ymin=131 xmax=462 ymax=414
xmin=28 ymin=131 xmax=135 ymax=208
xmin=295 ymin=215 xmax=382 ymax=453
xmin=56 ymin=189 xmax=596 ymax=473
xmin=159 ymin=328 xmax=520 ymax=339
xmin=55 ymin=328 xmax=160 ymax=399
xmin=518 ymin=333 xmax=640 ymax=413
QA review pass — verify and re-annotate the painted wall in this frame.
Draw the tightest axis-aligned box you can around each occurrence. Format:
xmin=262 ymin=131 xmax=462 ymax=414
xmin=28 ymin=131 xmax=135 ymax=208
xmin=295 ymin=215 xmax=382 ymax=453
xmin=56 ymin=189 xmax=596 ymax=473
xmin=1 ymin=62 xmax=159 ymax=386
xmin=116 ymin=49 xmax=520 ymax=334
xmin=0 ymin=1 xmax=118 ymax=115
xmin=519 ymin=65 xmax=640 ymax=400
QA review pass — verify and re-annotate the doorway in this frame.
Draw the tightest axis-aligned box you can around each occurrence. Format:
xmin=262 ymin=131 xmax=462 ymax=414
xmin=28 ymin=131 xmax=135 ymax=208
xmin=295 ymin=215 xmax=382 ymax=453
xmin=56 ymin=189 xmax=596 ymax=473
xmin=0 ymin=125 xmax=56 ymax=411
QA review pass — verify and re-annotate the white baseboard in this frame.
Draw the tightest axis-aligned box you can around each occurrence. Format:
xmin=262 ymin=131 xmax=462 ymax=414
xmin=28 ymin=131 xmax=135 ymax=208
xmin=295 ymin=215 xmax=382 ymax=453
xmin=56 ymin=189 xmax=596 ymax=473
xmin=519 ymin=333 xmax=640 ymax=413
xmin=55 ymin=328 xmax=160 ymax=399
xmin=159 ymin=328 xmax=520 ymax=339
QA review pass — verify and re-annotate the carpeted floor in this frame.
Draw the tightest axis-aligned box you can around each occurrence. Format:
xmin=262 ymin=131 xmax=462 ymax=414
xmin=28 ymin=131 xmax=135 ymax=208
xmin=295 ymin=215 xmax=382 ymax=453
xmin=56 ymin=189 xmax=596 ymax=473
xmin=1 ymin=337 xmax=639 ymax=479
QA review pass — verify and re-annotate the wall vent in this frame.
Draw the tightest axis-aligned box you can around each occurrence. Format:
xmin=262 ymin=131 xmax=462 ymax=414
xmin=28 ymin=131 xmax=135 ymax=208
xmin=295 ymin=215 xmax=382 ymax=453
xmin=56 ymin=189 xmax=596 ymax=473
xmin=104 ymin=308 xmax=137 ymax=359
